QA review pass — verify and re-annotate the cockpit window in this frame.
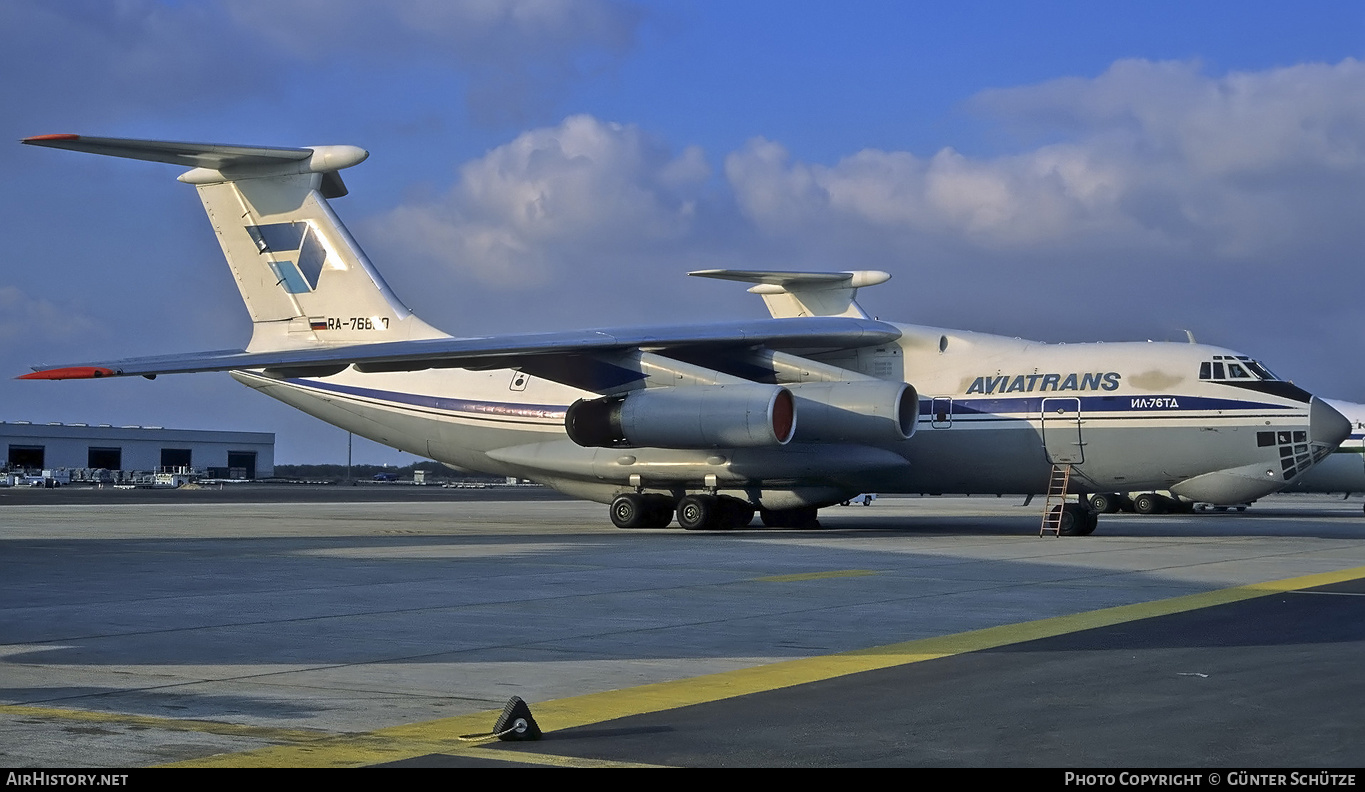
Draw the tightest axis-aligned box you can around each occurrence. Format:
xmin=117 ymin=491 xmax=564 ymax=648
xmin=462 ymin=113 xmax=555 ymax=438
xmin=1199 ymin=356 xmax=1281 ymax=382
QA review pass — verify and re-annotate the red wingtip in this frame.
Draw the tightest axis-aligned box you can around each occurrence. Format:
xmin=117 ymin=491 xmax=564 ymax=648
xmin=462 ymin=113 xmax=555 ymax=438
xmin=22 ymin=134 xmax=81 ymax=143
xmin=18 ymin=367 xmax=116 ymax=380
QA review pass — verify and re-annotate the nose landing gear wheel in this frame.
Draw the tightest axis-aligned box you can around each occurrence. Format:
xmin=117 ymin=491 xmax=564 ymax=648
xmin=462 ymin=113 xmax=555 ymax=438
xmin=1054 ymin=503 xmax=1097 ymax=536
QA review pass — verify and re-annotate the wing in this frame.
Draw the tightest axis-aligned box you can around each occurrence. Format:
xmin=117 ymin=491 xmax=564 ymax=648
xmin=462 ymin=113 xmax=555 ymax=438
xmin=21 ymin=317 xmax=902 ymax=384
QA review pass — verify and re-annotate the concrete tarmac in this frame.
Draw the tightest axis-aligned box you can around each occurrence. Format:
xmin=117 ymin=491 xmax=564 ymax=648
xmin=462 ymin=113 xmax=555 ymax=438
xmin=1 ymin=489 xmax=1363 ymax=768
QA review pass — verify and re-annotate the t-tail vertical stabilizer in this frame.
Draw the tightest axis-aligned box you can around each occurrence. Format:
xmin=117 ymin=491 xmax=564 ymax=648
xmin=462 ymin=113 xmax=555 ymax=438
xmin=21 ymin=134 xmax=447 ymax=353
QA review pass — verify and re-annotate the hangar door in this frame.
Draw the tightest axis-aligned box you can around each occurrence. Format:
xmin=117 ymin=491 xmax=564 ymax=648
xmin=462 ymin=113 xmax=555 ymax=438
xmin=8 ymin=445 xmax=44 ymax=469
xmin=160 ymin=448 xmax=192 ymax=471
xmin=227 ymin=451 xmax=257 ymax=480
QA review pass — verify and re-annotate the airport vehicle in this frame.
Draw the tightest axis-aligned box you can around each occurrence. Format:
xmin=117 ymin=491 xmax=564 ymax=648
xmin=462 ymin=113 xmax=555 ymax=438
xmin=18 ymin=135 xmax=1352 ymax=533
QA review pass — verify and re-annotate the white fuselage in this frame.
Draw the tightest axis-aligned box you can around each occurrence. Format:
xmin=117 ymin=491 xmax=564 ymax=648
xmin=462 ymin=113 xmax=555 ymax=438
xmin=232 ymin=322 xmax=1329 ymax=509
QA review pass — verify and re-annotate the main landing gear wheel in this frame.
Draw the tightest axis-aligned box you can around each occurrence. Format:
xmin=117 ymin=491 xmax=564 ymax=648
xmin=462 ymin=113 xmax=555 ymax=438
xmin=677 ymin=495 xmax=754 ymax=530
xmin=610 ymin=494 xmax=647 ymax=529
xmin=722 ymin=498 xmax=756 ymax=529
xmin=1089 ymin=493 xmax=1120 ymax=514
xmin=610 ymin=494 xmax=675 ymax=529
xmin=1132 ymin=493 xmax=1164 ymax=515
xmin=677 ymin=494 xmax=718 ymax=530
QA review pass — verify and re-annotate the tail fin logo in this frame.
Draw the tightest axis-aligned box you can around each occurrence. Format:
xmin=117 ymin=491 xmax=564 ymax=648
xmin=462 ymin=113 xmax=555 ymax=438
xmin=247 ymin=221 xmax=328 ymax=294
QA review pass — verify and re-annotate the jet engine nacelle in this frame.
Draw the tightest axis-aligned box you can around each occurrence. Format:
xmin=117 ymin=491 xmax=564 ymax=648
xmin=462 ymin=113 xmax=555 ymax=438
xmin=786 ymin=381 xmax=918 ymax=443
xmin=566 ymin=384 xmax=796 ymax=449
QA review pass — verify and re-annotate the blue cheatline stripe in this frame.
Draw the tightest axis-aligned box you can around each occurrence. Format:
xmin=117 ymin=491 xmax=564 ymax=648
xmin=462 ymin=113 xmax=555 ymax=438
xmin=285 ymin=377 xmax=568 ymax=423
xmin=280 ymin=376 xmax=1296 ymax=427
xmin=919 ymin=394 xmax=1292 ymax=416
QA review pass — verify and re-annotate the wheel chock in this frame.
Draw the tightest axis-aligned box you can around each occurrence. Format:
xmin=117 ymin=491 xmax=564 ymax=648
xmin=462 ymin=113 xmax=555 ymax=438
xmin=493 ymin=696 xmax=542 ymax=741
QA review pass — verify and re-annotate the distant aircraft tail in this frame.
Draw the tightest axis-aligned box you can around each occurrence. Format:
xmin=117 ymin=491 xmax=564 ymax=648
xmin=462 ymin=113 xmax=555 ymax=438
xmin=21 ymin=134 xmax=447 ymax=352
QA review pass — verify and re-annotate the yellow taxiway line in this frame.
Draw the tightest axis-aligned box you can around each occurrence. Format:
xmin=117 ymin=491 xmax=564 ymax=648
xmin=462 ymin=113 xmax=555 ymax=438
xmin=16 ymin=565 xmax=1362 ymax=768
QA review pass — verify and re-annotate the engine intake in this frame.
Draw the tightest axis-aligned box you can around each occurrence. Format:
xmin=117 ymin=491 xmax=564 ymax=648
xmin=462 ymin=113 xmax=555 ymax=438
xmin=566 ymin=384 xmax=795 ymax=449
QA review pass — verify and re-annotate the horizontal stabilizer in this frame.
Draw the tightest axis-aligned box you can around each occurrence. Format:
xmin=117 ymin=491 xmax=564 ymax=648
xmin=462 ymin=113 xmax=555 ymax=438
xmin=690 ymin=269 xmax=891 ymax=319
xmin=690 ymin=270 xmax=858 ymax=287
xmin=21 ymin=134 xmax=313 ymax=170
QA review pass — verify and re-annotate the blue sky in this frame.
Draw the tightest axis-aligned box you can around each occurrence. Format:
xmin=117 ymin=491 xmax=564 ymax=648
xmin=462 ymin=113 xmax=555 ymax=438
xmin=2 ymin=1 xmax=1362 ymax=464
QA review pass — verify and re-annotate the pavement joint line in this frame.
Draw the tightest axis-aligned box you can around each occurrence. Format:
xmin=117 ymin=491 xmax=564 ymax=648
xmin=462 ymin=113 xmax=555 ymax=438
xmin=1285 ymin=589 xmax=1365 ymax=596
xmin=753 ymin=569 xmax=879 ymax=582
xmin=159 ymin=563 xmax=1365 ymax=768
xmin=438 ymin=747 xmax=671 ymax=768
xmin=0 ymin=704 xmax=330 ymax=743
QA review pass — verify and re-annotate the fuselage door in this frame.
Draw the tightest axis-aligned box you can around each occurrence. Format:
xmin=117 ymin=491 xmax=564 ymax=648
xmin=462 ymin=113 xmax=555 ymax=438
xmin=1041 ymin=397 xmax=1084 ymax=465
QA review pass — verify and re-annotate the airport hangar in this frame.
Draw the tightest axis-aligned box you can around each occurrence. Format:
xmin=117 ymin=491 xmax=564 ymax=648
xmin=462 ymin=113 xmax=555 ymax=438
xmin=2 ymin=421 xmax=274 ymax=479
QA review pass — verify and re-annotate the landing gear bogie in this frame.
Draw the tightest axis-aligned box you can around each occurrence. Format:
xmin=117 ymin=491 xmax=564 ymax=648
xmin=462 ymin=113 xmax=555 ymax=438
xmin=611 ymin=494 xmax=819 ymax=531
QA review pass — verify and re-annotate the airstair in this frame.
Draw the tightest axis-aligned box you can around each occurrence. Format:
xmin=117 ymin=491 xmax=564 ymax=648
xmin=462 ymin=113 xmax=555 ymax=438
xmin=1039 ymin=463 xmax=1073 ymax=537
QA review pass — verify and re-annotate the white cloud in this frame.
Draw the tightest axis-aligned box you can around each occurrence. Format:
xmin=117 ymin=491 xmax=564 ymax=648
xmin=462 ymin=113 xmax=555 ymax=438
xmin=355 ymin=57 xmax=1365 ymax=376
xmin=972 ymin=59 xmax=1365 ymax=177
xmin=724 ymin=59 xmax=1365 ymax=258
xmin=367 ymin=115 xmax=710 ymax=288
xmin=358 ymin=57 xmax=1365 ymax=346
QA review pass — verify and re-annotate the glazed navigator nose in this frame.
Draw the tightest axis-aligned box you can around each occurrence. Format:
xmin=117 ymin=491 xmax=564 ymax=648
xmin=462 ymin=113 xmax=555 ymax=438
xmin=1310 ymin=397 xmax=1352 ymax=448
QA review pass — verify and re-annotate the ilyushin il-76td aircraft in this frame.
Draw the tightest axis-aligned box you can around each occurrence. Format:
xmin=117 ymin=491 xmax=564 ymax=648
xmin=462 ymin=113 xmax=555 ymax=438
xmin=19 ymin=135 xmax=1352 ymax=534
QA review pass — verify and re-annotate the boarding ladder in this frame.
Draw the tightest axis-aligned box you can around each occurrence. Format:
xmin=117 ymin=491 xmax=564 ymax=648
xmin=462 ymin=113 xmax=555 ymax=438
xmin=1039 ymin=464 xmax=1073 ymax=537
